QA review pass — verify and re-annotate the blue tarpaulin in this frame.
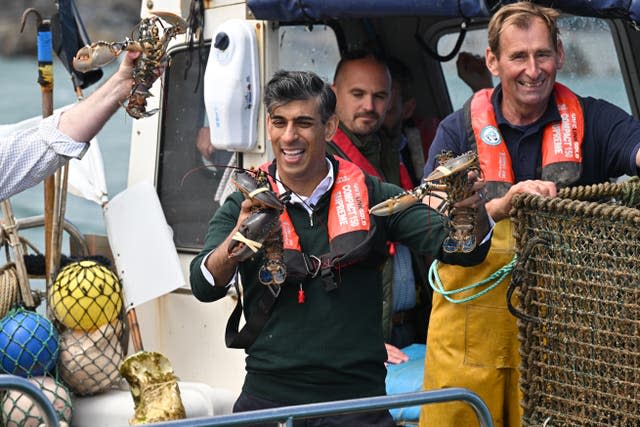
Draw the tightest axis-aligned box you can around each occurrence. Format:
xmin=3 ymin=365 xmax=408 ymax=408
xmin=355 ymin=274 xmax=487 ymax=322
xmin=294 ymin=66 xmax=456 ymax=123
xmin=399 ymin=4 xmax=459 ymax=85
xmin=247 ymin=0 xmax=640 ymax=25
xmin=502 ymin=0 xmax=640 ymax=23
xmin=247 ymin=0 xmax=492 ymax=21
xmin=385 ymin=344 xmax=426 ymax=424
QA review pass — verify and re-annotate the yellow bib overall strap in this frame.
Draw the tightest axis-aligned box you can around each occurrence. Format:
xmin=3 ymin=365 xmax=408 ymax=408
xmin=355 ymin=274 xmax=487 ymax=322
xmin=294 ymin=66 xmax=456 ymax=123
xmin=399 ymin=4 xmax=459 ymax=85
xmin=420 ymin=220 xmax=522 ymax=427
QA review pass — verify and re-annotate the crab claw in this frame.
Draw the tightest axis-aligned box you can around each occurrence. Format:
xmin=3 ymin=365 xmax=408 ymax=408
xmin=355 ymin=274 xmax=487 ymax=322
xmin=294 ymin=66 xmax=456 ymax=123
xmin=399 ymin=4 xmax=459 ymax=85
xmin=229 ymin=208 xmax=280 ymax=261
xmin=72 ymin=41 xmax=126 ymax=72
xmin=369 ymin=193 xmax=420 ymax=216
xmin=150 ymin=11 xmax=188 ymax=34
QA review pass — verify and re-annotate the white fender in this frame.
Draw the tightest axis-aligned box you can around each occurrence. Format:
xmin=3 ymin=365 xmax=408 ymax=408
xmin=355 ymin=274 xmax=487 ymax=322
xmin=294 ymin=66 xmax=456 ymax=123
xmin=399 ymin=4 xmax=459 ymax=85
xmin=204 ymin=19 xmax=260 ymax=151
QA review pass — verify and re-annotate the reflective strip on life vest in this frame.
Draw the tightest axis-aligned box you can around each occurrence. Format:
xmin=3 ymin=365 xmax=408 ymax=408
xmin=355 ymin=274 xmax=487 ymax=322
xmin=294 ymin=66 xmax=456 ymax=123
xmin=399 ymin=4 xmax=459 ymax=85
xmin=326 ymin=157 xmax=371 ymax=240
xmin=541 ymin=83 xmax=584 ymax=166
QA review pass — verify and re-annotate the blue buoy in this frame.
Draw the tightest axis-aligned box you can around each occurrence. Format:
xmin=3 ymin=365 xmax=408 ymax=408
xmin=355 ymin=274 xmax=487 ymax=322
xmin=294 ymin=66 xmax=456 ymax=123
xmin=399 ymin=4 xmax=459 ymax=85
xmin=0 ymin=308 xmax=59 ymax=377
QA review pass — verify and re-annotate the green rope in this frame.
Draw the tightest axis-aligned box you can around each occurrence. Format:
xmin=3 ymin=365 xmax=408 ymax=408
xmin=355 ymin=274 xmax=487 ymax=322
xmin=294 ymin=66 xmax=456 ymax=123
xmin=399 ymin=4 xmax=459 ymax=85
xmin=428 ymin=255 xmax=517 ymax=304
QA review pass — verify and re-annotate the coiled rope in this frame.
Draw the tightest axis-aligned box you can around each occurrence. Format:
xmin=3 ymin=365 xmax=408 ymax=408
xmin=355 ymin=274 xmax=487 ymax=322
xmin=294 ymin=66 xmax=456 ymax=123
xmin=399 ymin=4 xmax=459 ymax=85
xmin=429 ymin=255 xmax=517 ymax=304
xmin=0 ymin=262 xmax=19 ymax=318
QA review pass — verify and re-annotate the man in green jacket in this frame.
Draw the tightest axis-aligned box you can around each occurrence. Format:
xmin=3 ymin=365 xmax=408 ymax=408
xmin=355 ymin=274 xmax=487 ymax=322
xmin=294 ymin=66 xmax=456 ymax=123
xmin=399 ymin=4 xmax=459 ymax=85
xmin=189 ymin=70 xmax=491 ymax=426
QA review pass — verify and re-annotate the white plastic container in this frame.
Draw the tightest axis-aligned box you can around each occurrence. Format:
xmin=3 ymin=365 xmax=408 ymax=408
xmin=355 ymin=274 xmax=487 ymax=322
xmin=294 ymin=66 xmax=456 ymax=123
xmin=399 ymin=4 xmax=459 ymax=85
xmin=204 ymin=19 xmax=260 ymax=151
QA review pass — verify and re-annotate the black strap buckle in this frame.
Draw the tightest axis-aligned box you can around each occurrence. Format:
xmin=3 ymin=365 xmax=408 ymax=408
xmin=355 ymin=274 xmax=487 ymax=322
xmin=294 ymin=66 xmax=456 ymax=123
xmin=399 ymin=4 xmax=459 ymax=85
xmin=267 ymin=284 xmax=281 ymax=298
xmin=320 ymin=267 xmax=337 ymax=292
xmin=305 ymin=254 xmax=322 ymax=278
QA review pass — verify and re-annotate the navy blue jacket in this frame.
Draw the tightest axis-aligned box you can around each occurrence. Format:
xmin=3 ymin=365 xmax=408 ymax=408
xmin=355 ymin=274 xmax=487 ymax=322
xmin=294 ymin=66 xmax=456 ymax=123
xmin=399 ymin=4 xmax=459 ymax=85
xmin=424 ymin=84 xmax=640 ymax=184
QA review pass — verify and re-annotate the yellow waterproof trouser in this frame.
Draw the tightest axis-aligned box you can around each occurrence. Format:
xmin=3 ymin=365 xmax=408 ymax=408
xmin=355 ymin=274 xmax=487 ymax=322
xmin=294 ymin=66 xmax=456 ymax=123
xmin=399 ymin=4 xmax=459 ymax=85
xmin=420 ymin=220 xmax=521 ymax=427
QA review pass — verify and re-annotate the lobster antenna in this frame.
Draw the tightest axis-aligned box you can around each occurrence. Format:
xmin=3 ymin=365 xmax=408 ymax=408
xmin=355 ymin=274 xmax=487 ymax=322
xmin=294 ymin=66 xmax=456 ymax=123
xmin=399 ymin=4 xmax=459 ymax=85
xmin=263 ymin=170 xmax=314 ymax=212
xmin=179 ymin=164 xmax=312 ymax=211
xmin=179 ymin=162 xmax=246 ymax=187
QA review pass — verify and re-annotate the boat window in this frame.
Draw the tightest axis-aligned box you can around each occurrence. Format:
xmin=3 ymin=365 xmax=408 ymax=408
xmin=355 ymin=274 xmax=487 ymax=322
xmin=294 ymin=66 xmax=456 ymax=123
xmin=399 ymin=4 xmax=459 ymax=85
xmin=278 ymin=25 xmax=341 ymax=83
xmin=439 ymin=17 xmax=631 ymax=114
xmin=156 ymin=26 xmax=339 ymax=252
xmin=438 ymin=28 xmax=490 ymax=109
xmin=157 ymin=45 xmax=237 ymax=252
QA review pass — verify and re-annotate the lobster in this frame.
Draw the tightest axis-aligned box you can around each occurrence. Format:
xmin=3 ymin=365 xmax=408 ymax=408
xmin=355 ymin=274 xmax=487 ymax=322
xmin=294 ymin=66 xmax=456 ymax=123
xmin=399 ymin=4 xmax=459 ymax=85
xmin=369 ymin=151 xmax=481 ymax=253
xmin=72 ymin=11 xmax=187 ymax=119
xmin=227 ymin=169 xmax=290 ymax=286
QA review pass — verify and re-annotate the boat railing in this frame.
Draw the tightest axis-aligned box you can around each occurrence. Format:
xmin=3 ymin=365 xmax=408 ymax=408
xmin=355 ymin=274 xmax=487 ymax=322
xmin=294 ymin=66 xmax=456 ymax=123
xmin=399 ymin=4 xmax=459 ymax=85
xmin=149 ymin=388 xmax=494 ymax=427
xmin=16 ymin=214 xmax=89 ymax=256
xmin=0 ymin=374 xmax=60 ymax=426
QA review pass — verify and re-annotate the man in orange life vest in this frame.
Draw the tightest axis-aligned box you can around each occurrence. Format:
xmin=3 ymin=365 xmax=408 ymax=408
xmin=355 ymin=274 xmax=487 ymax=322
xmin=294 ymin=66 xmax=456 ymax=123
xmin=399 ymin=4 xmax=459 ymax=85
xmin=190 ymin=70 xmax=492 ymax=425
xmin=420 ymin=3 xmax=640 ymax=426
xmin=328 ymin=51 xmax=427 ymax=365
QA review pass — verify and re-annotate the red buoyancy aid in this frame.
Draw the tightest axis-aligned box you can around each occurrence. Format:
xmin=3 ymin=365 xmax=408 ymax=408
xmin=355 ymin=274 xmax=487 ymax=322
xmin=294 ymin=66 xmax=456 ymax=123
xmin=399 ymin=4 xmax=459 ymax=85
xmin=260 ymin=157 xmax=381 ymax=288
xmin=466 ymin=83 xmax=584 ymax=198
xmin=398 ymin=161 xmax=415 ymax=191
xmin=332 ymin=128 xmax=415 ymax=191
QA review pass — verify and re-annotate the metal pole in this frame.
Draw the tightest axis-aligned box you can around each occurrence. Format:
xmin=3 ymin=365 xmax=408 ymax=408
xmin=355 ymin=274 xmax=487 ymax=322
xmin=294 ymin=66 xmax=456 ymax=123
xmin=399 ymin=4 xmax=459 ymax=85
xmin=127 ymin=308 xmax=145 ymax=352
xmin=149 ymin=388 xmax=494 ymax=427
xmin=20 ymin=8 xmax=58 ymax=294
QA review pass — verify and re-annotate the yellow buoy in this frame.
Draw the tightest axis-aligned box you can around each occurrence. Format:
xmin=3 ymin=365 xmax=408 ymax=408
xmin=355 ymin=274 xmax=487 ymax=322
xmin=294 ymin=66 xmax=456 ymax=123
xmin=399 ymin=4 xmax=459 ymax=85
xmin=49 ymin=260 xmax=123 ymax=331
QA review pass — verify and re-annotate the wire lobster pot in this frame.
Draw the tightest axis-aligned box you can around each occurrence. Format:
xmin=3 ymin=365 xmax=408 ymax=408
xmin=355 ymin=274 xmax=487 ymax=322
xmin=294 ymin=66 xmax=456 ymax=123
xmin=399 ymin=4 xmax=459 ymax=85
xmin=509 ymin=178 xmax=640 ymax=427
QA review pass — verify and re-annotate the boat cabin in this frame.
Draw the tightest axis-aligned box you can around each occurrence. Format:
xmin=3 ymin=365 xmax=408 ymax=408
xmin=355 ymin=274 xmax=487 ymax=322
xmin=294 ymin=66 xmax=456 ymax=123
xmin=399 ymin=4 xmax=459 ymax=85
xmin=76 ymin=0 xmax=640 ymax=423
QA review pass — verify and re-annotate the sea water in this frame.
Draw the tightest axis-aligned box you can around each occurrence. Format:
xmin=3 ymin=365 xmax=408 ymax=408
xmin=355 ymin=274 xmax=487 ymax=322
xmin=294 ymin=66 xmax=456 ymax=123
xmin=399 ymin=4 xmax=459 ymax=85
xmin=0 ymin=56 xmax=131 ymax=236
xmin=0 ymin=55 xmax=131 ymax=284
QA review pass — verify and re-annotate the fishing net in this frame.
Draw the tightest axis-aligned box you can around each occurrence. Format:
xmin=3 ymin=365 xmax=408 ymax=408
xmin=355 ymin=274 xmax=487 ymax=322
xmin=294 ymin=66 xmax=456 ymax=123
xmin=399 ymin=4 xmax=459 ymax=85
xmin=510 ymin=177 xmax=640 ymax=427
xmin=0 ymin=308 xmax=68 ymax=426
xmin=0 ymin=374 xmax=73 ymax=427
xmin=48 ymin=259 xmax=126 ymax=396
xmin=0 ymin=307 xmax=59 ymax=378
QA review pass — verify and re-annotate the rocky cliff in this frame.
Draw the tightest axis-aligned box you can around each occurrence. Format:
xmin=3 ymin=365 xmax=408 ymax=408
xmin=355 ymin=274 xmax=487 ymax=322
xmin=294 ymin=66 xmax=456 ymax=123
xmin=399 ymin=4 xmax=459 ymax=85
xmin=1 ymin=0 xmax=140 ymax=57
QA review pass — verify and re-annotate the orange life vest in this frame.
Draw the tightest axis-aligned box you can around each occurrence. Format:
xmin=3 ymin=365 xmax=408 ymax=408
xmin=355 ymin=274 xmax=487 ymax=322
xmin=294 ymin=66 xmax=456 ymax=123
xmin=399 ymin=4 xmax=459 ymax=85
xmin=331 ymin=127 xmax=414 ymax=191
xmin=260 ymin=157 xmax=380 ymax=289
xmin=466 ymin=83 xmax=584 ymax=198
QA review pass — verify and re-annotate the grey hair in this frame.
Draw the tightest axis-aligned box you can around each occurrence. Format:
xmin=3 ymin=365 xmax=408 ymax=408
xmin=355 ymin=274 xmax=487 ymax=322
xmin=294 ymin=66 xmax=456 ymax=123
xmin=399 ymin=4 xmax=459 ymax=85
xmin=264 ymin=70 xmax=336 ymax=123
